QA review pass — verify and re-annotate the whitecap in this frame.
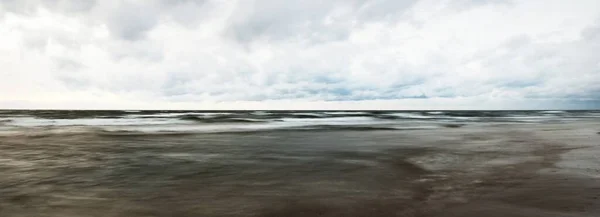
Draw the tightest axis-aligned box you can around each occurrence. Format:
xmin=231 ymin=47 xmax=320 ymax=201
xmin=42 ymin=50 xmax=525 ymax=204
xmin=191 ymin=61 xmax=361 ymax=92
xmin=386 ymin=113 xmax=433 ymax=119
xmin=323 ymin=111 xmax=368 ymax=115
xmin=539 ymin=111 xmax=566 ymax=114
xmin=6 ymin=117 xmax=191 ymax=127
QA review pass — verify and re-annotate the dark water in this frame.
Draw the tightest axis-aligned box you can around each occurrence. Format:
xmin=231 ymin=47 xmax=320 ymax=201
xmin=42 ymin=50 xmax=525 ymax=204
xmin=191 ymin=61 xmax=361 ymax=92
xmin=1 ymin=110 xmax=599 ymax=135
xmin=0 ymin=110 xmax=599 ymax=216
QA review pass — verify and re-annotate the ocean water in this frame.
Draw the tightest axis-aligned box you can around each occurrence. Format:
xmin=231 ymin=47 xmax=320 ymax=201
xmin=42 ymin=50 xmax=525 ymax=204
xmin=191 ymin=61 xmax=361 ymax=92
xmin=1 ymin=110 xmax=599 ymax=216
xmin=1 ymin=110 xmax=598 ymax=135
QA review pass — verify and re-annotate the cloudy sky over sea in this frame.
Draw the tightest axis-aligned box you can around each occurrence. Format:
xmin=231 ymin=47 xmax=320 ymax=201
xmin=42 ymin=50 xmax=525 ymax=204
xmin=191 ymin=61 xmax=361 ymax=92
xmin=1 ymin=0 xmax=599 ymax=110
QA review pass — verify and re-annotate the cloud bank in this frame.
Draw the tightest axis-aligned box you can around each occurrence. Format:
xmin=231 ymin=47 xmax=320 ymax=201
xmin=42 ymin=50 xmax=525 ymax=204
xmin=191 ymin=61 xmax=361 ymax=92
xmin=1 ymin=0 xmax=599 ymax=109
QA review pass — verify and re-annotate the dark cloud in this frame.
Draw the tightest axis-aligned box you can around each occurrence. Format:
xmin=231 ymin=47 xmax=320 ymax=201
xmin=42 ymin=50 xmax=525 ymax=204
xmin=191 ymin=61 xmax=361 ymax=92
xmin=54 ymin=58 xmax=84 ymax=71
xmin=105 ymin=2 xmax=159 ymax=41
xmin=582 ymin=25 xmax=600 ymax=40
xmin=354 ymin=0 xmax=419 ymax=21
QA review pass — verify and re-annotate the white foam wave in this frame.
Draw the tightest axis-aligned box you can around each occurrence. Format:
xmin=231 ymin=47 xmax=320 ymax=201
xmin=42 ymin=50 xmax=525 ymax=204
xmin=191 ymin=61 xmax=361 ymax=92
xmin=101 ymin=117 xmax=391 ymax=134
xmin=101 ymin=123 xmax=298 ymax=134
xmin=5 ymin=117 xmax=191 ymax=127
xmin=125 ymin=112 xmax=212 ymax=118
xmin=100 ymin=122 xmax=441 ymax=134
xmin=279 ymin=117 xmax=380 ymax=124
xmin=387 ymin=113 xmax=433 ymax=119
xmin=426 ymin=111 xmax=444 ymax=115
xmin=539 ymin=111 xmax=566 ymax=114
xmin=291 ymin=112 xmax=327 ymax=117
xmin=251 ymin=111 xmax=271 ymax=115
xmin=323 ymin=112 xmax=368 ymax=115
xmin=0 ymin=126 xmax=101 ymax=137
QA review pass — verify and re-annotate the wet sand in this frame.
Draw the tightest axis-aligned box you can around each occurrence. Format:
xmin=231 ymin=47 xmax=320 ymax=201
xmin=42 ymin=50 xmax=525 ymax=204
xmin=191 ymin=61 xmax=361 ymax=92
xmin=0 ymin=121 xmax=599 ymax=216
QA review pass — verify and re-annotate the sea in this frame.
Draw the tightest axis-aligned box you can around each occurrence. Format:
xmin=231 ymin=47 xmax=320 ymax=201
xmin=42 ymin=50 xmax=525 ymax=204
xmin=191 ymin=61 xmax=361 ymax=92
xmin=1 ymin=110 xmax=599 ymax=216
xmin=1 ymin=110 xmax=599 ymax=135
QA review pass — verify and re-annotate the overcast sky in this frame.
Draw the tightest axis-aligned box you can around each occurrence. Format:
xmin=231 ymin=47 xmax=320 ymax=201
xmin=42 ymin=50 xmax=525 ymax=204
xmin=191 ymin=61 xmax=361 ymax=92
xmin=1 ymin=0 xmax=599 ymax=110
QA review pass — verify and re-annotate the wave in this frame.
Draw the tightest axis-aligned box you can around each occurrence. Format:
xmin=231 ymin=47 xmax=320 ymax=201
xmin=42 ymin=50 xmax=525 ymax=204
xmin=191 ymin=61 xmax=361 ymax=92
xmin=290 ymin=112 xmax=327 ymax=117
xmin=179 ymin=115 xmax=269 ymax=123
xmin=279 ymin=116 xmax=377 ymax=123
xmin=538 ymin=110 xmax=566 ymax=114
xmin=251 ymin=111 xmax=271 ymax=115
xmin=97 ymin=124 xmax=438 ymax=136
xmin=1 ymin=110 xmax=599 ymax=137
xmin=427 ymin=111 xmax=444 ymax=115
xmin=4 ymin=117 xmax=191 ymax=127
xmin=382 ymin=112 xmax=435 ymax=119
xmin=323 ymin=112 xmax=375 ymax=118
xmin=284 ymin=125 xmax=440 ymax=131
xmin=126 ymin=113 xmax=196 ymax=118
xmin=0 ymin=122 xmax=439 ymax=138
xmin=0 ymin=126 xmax=105 ymax=138
xmin=97 ymin=130 xmax=200 ymax=137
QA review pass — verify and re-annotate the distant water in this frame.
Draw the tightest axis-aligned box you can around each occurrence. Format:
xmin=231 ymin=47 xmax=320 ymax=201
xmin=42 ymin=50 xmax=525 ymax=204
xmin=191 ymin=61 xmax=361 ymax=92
xmin=1 ymin=110 xmax=599 ymax=136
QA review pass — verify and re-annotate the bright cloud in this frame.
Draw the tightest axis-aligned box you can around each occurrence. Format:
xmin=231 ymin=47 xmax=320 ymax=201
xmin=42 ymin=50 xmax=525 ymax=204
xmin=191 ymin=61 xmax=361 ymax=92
xmin=1 ymin=0 xmax=599 ymax=109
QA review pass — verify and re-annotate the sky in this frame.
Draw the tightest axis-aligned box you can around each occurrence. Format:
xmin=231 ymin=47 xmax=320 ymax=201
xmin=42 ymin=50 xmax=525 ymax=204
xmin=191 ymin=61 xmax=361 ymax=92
xmin=1 ymin=0 xmax=599 ymax=110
